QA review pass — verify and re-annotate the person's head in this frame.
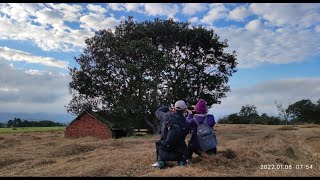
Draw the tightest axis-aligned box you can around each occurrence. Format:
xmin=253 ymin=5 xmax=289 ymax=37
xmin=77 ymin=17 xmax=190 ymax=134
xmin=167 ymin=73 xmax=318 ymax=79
xmin=194 ymin=99 xmax=208 ymax=114
xmin=174 ymin=100 xmax=187 ymax=114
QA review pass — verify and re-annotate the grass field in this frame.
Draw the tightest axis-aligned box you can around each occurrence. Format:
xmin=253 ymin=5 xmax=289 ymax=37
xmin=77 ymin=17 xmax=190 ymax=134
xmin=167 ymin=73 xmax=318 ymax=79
xmin=0 ymin=124 xmax=319 ymax=177
xmin=0 ymin=127 xmax=66 ymax=133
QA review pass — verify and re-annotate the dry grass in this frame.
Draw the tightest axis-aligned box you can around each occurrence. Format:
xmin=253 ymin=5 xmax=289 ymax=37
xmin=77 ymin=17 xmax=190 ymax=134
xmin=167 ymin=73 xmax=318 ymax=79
xmin=0 ymin=124 xmax=319 ymax=177
xmin=277 ymin=126 xmax=298 ymax=130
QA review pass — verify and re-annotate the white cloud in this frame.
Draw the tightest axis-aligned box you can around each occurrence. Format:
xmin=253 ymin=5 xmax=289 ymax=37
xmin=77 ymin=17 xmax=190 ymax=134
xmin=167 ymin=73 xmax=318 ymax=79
xmin=87 ymin=4 xmax=107 ymax=14
xmin=35 ymin=8 xmax=64 ymax=29
xmin=143 ymin=3 xmax=179 ymax=19
xmin=0 ymin=3 xmax=93 ymax=52
xmin=106 ymin=3 xmax=145 ymax=14
xmin=200 ymin=3 xmax=228 ymax=25
xmin=245 ymin=19 xmax=262 ymax=31
xmin=249 ymin=3 xmax=320 ymax=29
xmin=182 ymin=3 xmax=207 ymax=16
xmin=0 ymin=47 xmax=69 ymax=68
xmin=46 ymin=3 xmax=83 ymax=22
xmin=229 ymin=5 xmax=252 ymax=21
xmin=212 ymin=24 xmax=320 ymax=68
xmin=107 ymin=3 xmax=126 ymax=11
xmin=0 ymin=2 xmax=319 ymax=66
xmin=0 ymin=87 xmax=19 ymax=92
xmin=107 ymin=3 xmax=179 ymax=19
xmin=123 ymin=3 xmax=144 ymax=13
xmin=79 ymin=14 xmax=123 ymax=32
xmin=0 ymin=62 xmax=71 ymax=113
xmin=210 ymin=78 xmax=320 ymax=119
xmin=188 ymin=17 xmax=199 ymax=24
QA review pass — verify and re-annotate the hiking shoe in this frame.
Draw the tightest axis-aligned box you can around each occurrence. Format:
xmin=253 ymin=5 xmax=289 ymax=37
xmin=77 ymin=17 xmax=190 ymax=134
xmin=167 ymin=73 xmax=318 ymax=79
xmin=151 ymin=162 xmax=159 ymax=167
xmin=152 ymin=161 xmax=166 ymax=168
xmin=178 ymin=161 xmax=188 ymax=166
xmin=158 ymin=161 xmax=166 ymax=168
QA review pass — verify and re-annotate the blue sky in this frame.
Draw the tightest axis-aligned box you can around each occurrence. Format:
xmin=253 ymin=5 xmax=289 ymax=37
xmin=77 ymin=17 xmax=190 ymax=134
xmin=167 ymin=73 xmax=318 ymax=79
xmin=0 ymin=3 xmax=320 ymax=122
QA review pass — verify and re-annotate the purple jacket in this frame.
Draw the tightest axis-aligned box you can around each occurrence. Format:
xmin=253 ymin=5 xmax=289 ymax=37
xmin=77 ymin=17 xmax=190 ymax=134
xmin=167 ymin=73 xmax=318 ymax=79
xmin=186 ymin=113 xmax=216 ymax=150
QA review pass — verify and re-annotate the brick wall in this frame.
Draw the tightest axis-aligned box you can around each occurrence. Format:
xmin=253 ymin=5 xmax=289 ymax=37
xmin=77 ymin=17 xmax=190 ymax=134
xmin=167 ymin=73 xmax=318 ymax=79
xmin=65 ymin=113 xmax=112 ymax=139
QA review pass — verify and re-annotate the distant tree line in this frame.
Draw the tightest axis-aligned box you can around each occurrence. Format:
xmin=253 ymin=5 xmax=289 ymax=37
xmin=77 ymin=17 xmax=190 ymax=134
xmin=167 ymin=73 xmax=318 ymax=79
xmin=218 ymin=99 xmax=320 ymax=125
xmin=0 ymin=118 xmax=65 ymax=128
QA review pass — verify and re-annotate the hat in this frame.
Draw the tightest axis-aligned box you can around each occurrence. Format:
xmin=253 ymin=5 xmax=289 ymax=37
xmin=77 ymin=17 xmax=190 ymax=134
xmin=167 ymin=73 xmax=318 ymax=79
xmin=174 ymin=100 xmax=187 ymax=110
xmin=194 ymin=99 xmax=208 ymax=114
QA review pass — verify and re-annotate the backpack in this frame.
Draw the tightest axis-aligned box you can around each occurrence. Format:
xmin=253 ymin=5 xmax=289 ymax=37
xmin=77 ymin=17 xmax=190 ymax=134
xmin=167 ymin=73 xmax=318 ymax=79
xmin=194 ymin=115 xmax=217 ymax=152
xmin=161 ymin=113 xmax=189 ymax=147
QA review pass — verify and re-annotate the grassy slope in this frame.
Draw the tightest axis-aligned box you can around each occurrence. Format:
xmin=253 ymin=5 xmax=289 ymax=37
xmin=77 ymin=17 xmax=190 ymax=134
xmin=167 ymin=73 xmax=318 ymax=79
xmin=0 ymin=124 xmax=319 ymax=177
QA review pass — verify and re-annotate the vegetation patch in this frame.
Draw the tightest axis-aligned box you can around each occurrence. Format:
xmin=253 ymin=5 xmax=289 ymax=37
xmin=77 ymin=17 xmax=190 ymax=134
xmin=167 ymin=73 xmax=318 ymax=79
xmin=263 ymin=134 xmax=275 ymax=140
xmin=284 ymin=147 xmax=297 ymax=159
xmin=277 ymin=126 xmax=297 ymax=130
xmin=126 ymin=134 xmax=155 ymax=139
xmin=34 ymin=159 xmax=56 ymax=166
xmin=0 ymin=127 xmax=66 ymax=134
xmin=2 ymin=138 xmax=21 ymax=146
xmin=49 ymin=144 xmax=98 ymax=157
xmin=265 ymin=149 xmax=281 ymax=156
xmin=300 ymin=125 xmax=319 ymax=128
xmin=66 ymin=156 xmax=87 ymax=163
xmin=0 ymin=158 xmax=26 ymax=169
xmin=306 ymin=136 xmax=320 ymax=140
xmin=219 ymin=148 xmax=237 ymax=159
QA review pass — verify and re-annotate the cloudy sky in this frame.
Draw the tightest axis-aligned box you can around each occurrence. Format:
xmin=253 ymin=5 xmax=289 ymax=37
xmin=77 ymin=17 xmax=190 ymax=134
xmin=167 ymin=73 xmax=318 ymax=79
xmin=0 ymin=3 xmax=319 ymax=122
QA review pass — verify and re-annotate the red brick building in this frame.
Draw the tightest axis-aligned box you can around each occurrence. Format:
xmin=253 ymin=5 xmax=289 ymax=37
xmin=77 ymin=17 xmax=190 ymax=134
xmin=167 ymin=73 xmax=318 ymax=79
xmin=64 ymin=111 xmax=116 ymax=139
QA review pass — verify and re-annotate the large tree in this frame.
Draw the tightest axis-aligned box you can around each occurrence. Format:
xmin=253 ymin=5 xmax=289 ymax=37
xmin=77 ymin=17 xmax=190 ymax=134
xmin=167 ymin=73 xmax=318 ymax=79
xmin=239 ymin=104 xmax=258 ymax=117
xmin=287 ymin=99 xmax=318 ymax=124
xmin=67 ymin=17 xmax=237 ymax=133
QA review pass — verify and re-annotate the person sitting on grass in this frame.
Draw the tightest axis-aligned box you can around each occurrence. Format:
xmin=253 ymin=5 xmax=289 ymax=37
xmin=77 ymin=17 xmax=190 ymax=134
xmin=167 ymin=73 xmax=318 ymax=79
xmin=186 ymin=99 xmax=217 ymax=161
xmin=151 ymin=100 xmax=191 ymax=169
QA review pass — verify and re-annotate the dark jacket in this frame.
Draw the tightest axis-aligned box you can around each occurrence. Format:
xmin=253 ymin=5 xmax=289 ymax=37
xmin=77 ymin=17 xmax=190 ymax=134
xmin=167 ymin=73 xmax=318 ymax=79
xmin=186 ymin=113 xmax=216 ymax=150
xmin=155 ymin=106 xmax=191 ymax=154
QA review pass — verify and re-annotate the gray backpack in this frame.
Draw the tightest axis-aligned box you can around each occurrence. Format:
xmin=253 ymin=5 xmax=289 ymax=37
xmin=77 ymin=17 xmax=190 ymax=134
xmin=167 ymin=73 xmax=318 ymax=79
xmin=194 ymin=115 xmax=217 ymax=152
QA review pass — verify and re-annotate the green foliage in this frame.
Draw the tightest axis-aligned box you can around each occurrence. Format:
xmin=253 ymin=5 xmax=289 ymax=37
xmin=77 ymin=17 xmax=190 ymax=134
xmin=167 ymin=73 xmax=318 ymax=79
xmin=5 ymin=119 xmax=65 ymax=128
xmin=287 ymin=99 xmax=320 ymax=124
xmin=219 ymin=98 xmax=320 ymax=125
xmin=7 ymin=120 xmax=13 ymax=128
xmin=239 ymin=104 xmax=258 ymax=117
xmin=67 ymin=16 xmax=237 ymax=132
xmin=218 ymin=104 xmax=282 ymax=125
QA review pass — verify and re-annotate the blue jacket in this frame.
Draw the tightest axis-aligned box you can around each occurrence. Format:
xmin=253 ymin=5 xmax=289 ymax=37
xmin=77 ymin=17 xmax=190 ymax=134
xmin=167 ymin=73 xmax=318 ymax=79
xmin=186 ymin=113 xmax=216 ymax=150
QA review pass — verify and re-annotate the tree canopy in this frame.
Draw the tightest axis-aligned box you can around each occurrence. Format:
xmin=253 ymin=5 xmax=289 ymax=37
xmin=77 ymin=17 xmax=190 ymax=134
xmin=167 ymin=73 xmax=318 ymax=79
xmin=67 ymin=17 xmax=238 ymax=132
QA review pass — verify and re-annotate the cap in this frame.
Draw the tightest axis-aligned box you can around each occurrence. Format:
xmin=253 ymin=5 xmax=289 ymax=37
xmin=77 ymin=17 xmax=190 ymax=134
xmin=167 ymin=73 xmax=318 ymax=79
xmin=174 ymin=100 xmax=187 ymax=110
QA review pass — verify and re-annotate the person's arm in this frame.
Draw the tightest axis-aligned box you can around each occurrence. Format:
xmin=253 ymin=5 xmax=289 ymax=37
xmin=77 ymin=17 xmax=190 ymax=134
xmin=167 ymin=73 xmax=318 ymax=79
xmin=186 ymin=114 xmax=197 ymax=127
xmin=206 ymin=114 xmax=216 ymax=127
xmin=155 ymin=106 xmax=170 ymax=123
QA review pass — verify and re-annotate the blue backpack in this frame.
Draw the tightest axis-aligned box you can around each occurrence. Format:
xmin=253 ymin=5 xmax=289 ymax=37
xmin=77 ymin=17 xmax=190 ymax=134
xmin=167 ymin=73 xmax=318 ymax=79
xmin=194 ymin=115 xmax=217 ymax=152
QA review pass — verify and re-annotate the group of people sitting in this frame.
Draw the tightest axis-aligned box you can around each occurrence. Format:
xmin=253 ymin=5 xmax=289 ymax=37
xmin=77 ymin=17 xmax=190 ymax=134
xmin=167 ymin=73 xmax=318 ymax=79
xmin=151 ymin=99 xmax=217 ymax=169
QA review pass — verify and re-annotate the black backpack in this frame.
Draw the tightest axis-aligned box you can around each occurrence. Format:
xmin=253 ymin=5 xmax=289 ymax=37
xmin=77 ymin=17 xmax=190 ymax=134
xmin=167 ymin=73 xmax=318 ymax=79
xmin=161 ymin=113 xmax=189 ymax=147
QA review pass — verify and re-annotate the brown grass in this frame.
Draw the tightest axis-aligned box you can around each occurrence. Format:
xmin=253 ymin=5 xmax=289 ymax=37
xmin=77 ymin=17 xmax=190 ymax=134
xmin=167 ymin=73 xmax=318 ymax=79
xmin=277 ymin=126 xmax=298 ymax=130
xmin=0 ymin=124 xmax=319 ymax=177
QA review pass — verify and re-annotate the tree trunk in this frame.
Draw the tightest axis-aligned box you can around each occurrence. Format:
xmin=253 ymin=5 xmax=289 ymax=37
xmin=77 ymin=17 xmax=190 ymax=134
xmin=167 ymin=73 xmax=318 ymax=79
xmin=144 ymin=115 xmax=158 ymax=134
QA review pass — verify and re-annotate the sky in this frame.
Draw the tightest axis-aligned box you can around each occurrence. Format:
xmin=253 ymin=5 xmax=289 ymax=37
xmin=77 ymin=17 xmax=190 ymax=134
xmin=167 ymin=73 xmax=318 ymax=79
xmin=0 ymin=3 xmax=319 ymax=122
